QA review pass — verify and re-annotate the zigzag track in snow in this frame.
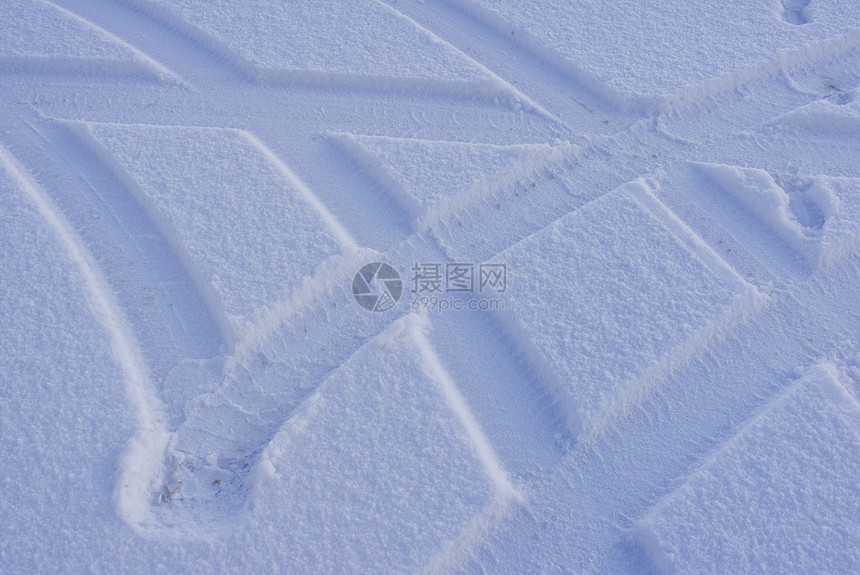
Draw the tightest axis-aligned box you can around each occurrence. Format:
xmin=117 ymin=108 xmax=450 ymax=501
xmin=4 ymin=0 xmax=860 ymax=571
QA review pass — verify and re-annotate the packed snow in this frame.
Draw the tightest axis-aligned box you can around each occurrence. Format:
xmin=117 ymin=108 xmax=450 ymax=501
xmin=76 ymin=122 xmax=356 ymax=348
xmin=1 ymin=0 xmax=859 ymax=573
xmin=336 ymin=134 xmax=565 ymax=229
xmin=125 ymin=0 xmax=505 ymax=91
xmin=697 ymin=162 xmax=860 ymax=268
xmin=492 ymin=180 xmax=763 ymax=441
xmin=451 ymin=0 xmax=860 ymax=106
xmin=1 ymin=0 xmax=167 ymax=76
xmin=637 ymin=363 xmax=860 ymax=574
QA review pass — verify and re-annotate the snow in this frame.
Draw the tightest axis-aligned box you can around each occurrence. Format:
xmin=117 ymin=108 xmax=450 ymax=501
xmin=451 ymin=0 xmax=860 ymax=105
xmin=697 ymin=162 xmax=860 ymax=268
xmin=75 ymin=122 xmax=356 ymax=350
xmin=1 ymin=0 xmax=859 ymax=573
xmin=250 ymin=314 xmax=516 ymax=573
xmin=636 ymin=363 xmax=860 ymax=574
xmin=336 ymin=133 xmax=565 ymax=229
xmin=0 ymin=147 xmax=153 ymax=571
xmin=492 ymin=180 xmax=763 ymax=441
xmin=770 ymin=87 xmax=860 ymax=134
xmin=127 ymin=0 xmax=499 ymax=88
xmin=0 ymin=0 xmax=169 ymax=77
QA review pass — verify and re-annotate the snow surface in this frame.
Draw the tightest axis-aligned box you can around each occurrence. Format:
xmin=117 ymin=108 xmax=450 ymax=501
xmin=452 ymin=0 xmax=860 ymax=105
xmin=76 ymin=122 xmax=357 ymax=349
xmin=336 ymin=133 xmax=565 ymax=229
xmin=492 ymin=180 xmax=763 ymax=441
xmin=1 ymin=0 xmax=859 ymax=573
xmin=770 ymin=86 xmax=860 ymax=134
xmin=637 ymin=363 xmax=860 ymax=574
xmin=0 ymin=0 xmax=169 ymax=76
xmin=126 ymin=0 xmax=500 ymax=88
xmin=697 ymin=162 xmax=860 ymax=268
xmin=248 ymin=314 xmax=516 ymax=573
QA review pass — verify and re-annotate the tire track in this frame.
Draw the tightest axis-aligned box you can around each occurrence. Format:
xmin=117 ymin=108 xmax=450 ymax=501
xmin=51 ymin=0 xmax=244 ymax=84
xmin=385 ymin=0 xmax=638 ymax=134
xmin=0 ymin=144 xmax=169 ymax=534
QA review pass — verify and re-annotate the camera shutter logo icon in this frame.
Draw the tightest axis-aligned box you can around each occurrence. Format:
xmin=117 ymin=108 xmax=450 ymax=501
xmin=352 ymin=262 xmax=402 ymax=312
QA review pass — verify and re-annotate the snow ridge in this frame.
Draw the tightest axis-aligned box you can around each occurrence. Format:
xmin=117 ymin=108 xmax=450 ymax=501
xmin=0 ymin=147 xmax=168 ymax=533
